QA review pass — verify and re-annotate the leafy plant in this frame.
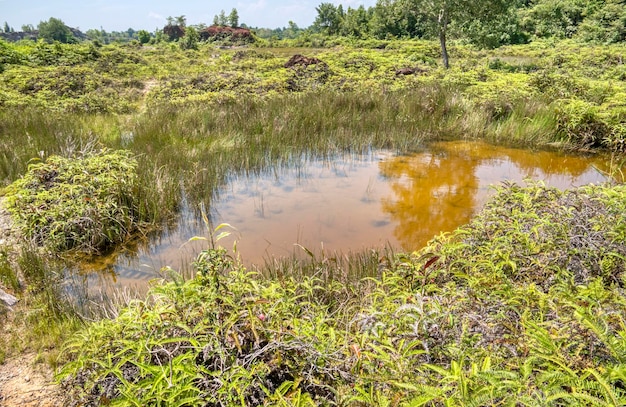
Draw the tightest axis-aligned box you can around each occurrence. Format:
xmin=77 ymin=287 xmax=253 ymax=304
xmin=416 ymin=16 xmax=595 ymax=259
xmin=4 ymin=148 xmax=148 ymax=254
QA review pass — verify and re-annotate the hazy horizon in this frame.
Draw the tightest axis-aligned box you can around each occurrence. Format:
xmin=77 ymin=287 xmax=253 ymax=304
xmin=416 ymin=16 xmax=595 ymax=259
xmin=0 ymin=0 xmax=376 ymax=32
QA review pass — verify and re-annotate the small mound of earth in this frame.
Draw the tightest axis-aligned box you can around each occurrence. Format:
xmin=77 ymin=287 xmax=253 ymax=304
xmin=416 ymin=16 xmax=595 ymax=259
xmin=284 ymin=54 xmax=327 ymax=68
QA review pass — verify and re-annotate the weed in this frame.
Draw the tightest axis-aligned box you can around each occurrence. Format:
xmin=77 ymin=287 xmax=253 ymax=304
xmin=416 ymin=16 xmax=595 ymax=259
xmin=4 ymin=149 xmax=150 ymax=255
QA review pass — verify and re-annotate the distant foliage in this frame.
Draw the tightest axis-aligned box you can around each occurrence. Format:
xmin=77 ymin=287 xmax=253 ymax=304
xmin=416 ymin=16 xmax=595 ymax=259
xmin=301 ymin=0 xmax=626 ymax=48
xmin=136 ymin=29 xmax=151 ymax=44
xmin=199 ymin=26 xmax=255 ymax=44
xmin=228 ymin=8 xmax=239 ymax=28
xmin=163 ymin=24 xmax=185 ymax=42
xmin=37 ymin=17 xmax=76 ymax=44
xmin=577 ymin=0 xmax=626 ymax=43
xmin=180 ymin=26 xmax=199 ymax=50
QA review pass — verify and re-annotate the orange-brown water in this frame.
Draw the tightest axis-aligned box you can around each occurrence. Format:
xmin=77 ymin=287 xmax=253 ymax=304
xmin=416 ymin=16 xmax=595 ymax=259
xmin=84 ymin=140 xmax=615 ymax=290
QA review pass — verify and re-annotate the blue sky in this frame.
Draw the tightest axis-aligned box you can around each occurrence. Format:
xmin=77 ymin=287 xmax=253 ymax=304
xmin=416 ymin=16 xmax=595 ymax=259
xmin=1 ymin=0 xmax=377 ymax=32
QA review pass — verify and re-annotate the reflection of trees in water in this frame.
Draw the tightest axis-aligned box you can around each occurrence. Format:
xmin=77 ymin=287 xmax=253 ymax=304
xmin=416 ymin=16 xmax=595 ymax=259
xmin=379 ymin=147 xmax=479 ymax=251
xmin=379 ymin=140 xmax=607 ymax=251
xmin=464 ymin=141 xmax=605 ymax=179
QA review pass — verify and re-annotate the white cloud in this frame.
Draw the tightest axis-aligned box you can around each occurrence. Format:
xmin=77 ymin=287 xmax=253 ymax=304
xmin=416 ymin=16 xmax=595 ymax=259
xmin=148 ymin=11 xmax=165 ymax=23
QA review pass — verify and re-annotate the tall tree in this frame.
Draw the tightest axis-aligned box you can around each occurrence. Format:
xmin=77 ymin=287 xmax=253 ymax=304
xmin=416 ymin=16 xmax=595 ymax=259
xmin=218 ymin=10 xmax=228 ymax=26
xmin=313 ymin=3 xmax=343 ymax=35
xmin=519 ymin=0 xmax=586 ymax=39
xmin=341 ymin=6 xmax=371 ymax=38
xmin=371 ymin=0 xmax=424 ymax=39
xmin=228 ymin=8 xmax=239 ymax=27
xmin=402 ymin=0 xmax=508 ymax=68
xmin=175 ymin=15 xmax=187 ymax=27
xmin=37 ymin=17 xmax=75 ymax=43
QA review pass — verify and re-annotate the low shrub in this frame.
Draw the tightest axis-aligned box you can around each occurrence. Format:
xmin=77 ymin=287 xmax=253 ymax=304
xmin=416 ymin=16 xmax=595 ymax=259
xmin=58 ymin=248 xmax=353 ymax=406
xmin=4 ymin=149 xmax=147 ymax=254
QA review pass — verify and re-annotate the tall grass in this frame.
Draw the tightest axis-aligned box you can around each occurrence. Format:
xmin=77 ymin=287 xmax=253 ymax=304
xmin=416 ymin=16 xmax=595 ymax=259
xmin=0 ymin=87 xmax=572 ymax=234
xmin=0 ymin=108 xmax=122 ymax=187
xmin=0 ymin=246 xmax=85 ymax=367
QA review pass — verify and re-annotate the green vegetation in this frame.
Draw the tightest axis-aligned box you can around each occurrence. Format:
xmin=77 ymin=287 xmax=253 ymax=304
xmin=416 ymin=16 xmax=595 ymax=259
xmin=37 ymin=17 xmax=78 ymax=44
xmin=4 ymin=149 xmax=151 ymax=254
xmin=58 ymin=183 xmax=626 ymax=405
xmin=0 ymin=6 xmax=625 ymax=404
xmin=0 ymin=39 xmax=624 ymax=150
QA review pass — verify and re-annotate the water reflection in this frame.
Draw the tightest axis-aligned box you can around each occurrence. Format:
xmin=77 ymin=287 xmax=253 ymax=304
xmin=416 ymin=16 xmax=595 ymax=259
xmin=380 ymin=140 xmax=612 ymax=248
xmin=78 ymin=140 xmax=614 ymax=293
xmin=379 ymin=143 xmax=479 ymax=249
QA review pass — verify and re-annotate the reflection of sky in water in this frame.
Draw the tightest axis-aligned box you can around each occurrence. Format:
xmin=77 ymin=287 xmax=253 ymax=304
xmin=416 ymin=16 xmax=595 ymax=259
xmin=211 ymin=150 xmax=395 ymax=263
xmin=82 ymin=140 xmax=614 ymax=293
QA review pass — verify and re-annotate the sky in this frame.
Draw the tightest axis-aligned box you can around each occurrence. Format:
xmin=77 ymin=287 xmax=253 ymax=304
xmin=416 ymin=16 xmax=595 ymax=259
xmin=1 ymin=0 xmax=377 ymax=32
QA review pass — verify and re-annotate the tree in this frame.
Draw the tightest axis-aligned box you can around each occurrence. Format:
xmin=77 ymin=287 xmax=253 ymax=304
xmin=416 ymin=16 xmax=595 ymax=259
xmin=577 ymin=0 xmax=626 ymax=43
xmin=137 ymin=29 xmax=151 ymax=44
xmin=401 ymin=0 xmax=508 ymax=68
xmin=313 ymin=3 xmax=343 ymax=35
xmin=458 ymin=1 xmax=528 ymax=48
xmin=218 ymin=10 xmax=228 ymax=26
xmin=284 ymin=20 xmax=301 ymax=38
xmin=37 ymin=17 xmax=75 ymax=43
xmin=228 ymin=8 xmax=239 ymax=28
xmin=369 ymin=0 xmax=427 ymax=39
xmin=180 ymin=26 xmax=198 ymax=50
xmin=21 ymin=24 xmax=35 ymax=32
xmin=163 ymin=16 xmax=185 ymax=41
xmin=519 ymin=0 xmax=587 ymax=39
xmin=154 ymin=29 xmax=164 ymax=43
xmin=342 ymin=5 xmax=373 ymax=38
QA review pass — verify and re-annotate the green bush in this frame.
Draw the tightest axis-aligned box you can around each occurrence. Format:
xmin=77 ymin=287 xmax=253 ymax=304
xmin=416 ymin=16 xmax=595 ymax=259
xmin=59 ymin=248 xmax=352 ymax=406
xmin=4 ymin=149 xmax=146 ymax=254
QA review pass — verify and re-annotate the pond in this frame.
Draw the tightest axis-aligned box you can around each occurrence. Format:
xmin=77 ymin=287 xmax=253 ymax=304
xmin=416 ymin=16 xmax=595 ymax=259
xmin=80 ymin=140 xmax=614 ymax=293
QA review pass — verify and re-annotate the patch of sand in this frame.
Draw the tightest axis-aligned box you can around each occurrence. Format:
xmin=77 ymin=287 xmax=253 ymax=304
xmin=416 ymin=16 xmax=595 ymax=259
xmin=0 ymin=354 xmax=64 ymax=407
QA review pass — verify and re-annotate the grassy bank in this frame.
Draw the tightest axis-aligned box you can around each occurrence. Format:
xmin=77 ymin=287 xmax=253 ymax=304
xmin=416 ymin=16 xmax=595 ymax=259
xmin=57 ymin=182 xmax=626 ymax=405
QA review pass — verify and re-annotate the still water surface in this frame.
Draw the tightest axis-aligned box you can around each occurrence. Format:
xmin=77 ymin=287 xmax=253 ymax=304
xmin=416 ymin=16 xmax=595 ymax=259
xmin=84 ymin=140 xmax=613 ymax=290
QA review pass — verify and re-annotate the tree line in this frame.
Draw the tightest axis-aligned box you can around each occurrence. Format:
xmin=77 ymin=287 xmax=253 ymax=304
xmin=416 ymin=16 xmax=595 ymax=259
xmin=263 ymin=0 xmax=624 ymax=48
xmin=2 ymin=0 xmax=624 ymax=64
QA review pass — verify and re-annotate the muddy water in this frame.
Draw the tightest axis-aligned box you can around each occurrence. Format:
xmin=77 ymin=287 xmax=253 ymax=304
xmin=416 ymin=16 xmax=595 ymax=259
xmin=86 ymin=140 xmax=613 ymax=290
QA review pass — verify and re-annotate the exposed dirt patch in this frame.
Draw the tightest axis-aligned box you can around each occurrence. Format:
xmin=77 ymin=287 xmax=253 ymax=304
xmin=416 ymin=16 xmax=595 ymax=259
xmin=284 ymin=54 xmax=326 ymax=68
xmin=142 ymin=79 xmax=158 ymax=96
xmin=0 ymin=353 xmax=64 ymax=407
